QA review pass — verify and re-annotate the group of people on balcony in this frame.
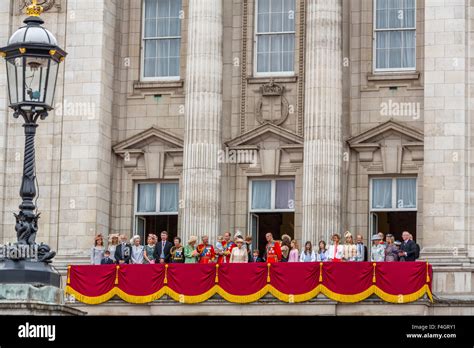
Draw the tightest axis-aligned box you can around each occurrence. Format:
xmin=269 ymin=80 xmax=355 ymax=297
xmin=90 ymin=229 xmax=420 ymax=265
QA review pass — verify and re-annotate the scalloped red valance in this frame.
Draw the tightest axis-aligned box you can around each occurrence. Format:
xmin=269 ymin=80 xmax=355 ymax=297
xmin=65 ymin=262 xmax=433 ymax=305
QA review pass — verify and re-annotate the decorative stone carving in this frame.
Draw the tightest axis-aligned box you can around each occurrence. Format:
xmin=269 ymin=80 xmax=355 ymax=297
xmin=113 ymin=126 xmax=183 ymax=176
xmin=255 ymin=80 xmax=290 ymax=126
xmin=18 ymin=0 xmax=60 ymax=13
xmin=347 ymin=120 xmax=424 ymax=173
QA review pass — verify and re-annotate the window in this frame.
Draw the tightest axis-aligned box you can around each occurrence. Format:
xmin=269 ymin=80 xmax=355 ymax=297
xmin=250 ymin=179 xmax=295 ymax=211
xmin=370 ymin=177 xmax=417 ymax=210
xmin=255 ymin=0 xmax=295 ymax=76
xmin=374 ymin=0 xmax=416 ymax=71
xmin=135 ymin=182 xmax=179 ymax=214
xmin=142 ymin=0 xmax=182 ymax=80
xmin=134 ymin=182 xmax=179 ymax=243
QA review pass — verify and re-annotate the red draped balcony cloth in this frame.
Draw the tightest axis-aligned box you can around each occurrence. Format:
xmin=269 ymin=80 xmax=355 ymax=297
xmin=65 ymin=262 xmax=433 ymax=305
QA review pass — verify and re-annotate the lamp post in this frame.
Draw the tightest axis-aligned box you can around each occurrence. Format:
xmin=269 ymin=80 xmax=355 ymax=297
xmin=0 ymin=0 xmax=66 ymax=264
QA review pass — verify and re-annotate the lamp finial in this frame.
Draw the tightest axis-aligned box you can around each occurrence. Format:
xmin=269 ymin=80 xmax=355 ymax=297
xmin=26 ymin=0 xmax=43 ymax=17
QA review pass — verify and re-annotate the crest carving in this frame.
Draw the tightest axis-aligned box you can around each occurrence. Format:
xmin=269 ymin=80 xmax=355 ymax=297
xmin=255 ymin=79 xmax=290 ymax=126
xmin=18 ymin=0 xmax=60 ymax=13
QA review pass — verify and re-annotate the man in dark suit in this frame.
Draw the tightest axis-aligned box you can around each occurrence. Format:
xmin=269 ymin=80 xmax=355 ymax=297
xmin=399 ymin=231 xmax=417 ymax=261
xmin=115 ymin=234 xmax=132 ymax=264
xmin=154 ymin=231 xmax=173 ymax=264
xmin=101 ymin=250 xmax=115 ymax=265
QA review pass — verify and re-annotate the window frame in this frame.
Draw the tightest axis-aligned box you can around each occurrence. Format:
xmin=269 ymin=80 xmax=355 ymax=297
xmin=372 ymin=0 xmax=417 ymax=73
xmin=369 ymin=177 xmax=417 ymax=212
xmin=140 ymin=0 xmax=182 ymax=82
xmin=134 ymin=181 xmax=180 ymax=216
xmin=249 ymin=178 xmax=296 ymax=213
xmin=253 ymin=0 xmax=296 ymax=77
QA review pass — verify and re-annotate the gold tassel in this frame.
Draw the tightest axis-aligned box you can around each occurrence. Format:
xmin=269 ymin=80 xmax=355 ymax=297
xmin=67 ymin=265 xmax=71 ymax=285
xmin=115 ymin=265 xmax=119 ymax=285
xmin=164 ymin=264 xmax=168 ymax=284
xmin=426 ymin=262 xmax=430 ymax=283
xmin=319 ymin=262 xmax=323 ymax=282
xmin=215 ymin=264 xmax=219 ymax=283
xmin=372 ymin=262 xmax=376 ymax=283
xmin=267 ymin=263 xmax=271 ymax=283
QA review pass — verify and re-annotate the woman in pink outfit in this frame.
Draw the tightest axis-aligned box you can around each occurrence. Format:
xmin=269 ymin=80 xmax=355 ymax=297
xmin=288 ymin=240 xmax=300 ymax=262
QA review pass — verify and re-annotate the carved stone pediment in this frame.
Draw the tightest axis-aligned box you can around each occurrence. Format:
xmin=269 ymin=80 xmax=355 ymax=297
xmin=113 ymin=126 xmax=183 ymax=178
xmin=255 ymin=80 xmax=289 ymax=126
xmin=226 ymin=123 xmax=303 ymax=175
xmin=226 ymin=122 xmax=303 ymax=148
xmin=347 ymin=120 xmax=424 ymax=174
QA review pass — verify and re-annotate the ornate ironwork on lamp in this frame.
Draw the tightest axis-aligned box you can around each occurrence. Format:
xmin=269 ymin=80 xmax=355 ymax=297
xmin=0 ymin=0 xmax=67 ymax=263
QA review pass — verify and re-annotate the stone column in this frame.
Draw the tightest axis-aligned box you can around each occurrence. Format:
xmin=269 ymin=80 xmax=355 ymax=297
xmin=301 ymin=0 xmax=343 ymax=244
xmin=180 ymin=0 xmax=223 ymax=242
xmin=422 ymin=0 xmax=471 ymax=263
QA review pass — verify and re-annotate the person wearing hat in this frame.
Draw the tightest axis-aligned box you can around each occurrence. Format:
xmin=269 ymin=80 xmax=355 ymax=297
xmin=184 ymin=236 xmax=199 ymax=263
xmin=217 ymin=231 xmax=235 ymax=264
xmin=263 ymin=232 xmax=282 ymax=263
xmin=90 ymin=234 xmax=105 ymax=265
xmin=230 ymin=237 xmax=248 ymax=263
xmin=371 ymin=234 xmax=385 ymax=262
xmin=343 ymin=231 xmax=357 ymax=262
xmin=196 ymin=235 xmax=216 ymax=264
xmin=327 ymin=233 xmax=344 ymax=262
xmin=107 ymin=233 xmax=120 ymax=263
xmin=130 ymin=235 xmax=144 ymax=264
xmin=144 ymin=233 xmax=157 ymax=264
xmin=384 ymin=234 xmax=399 ymax=262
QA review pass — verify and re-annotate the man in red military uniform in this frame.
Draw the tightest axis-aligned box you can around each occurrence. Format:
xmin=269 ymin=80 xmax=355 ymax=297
xmin=197 ymin=235 xmax=216 ymax=264
xmin=264 ymin=232 xmax=282 ymax=263
xmin=217 ymin=231 xmax=235 ymax=264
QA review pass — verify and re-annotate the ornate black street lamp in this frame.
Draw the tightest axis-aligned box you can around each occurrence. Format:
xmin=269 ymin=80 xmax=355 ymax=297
xmin=0 ymin=0 xmax=66 ymax=264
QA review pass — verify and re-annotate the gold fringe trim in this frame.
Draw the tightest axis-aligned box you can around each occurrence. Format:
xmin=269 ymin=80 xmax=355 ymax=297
xmin=426 ymin=262 xmax=430 ymax=283
xmin=67 ymin=265 xmax=71 ymax=285
xmin=115 ymin=287 xmax=167 ymax=304
xmin=372 ymin=262 xmax=376 ymax=283
xmin=319 ymin=262 xmax=323 ymax=282
xmin=215 ymin=264 xmax=219 ymax=283
xmin=165 ymin=286 xmax=218 ymax=304
xmin=64 ymin=286 xmax=117 ymax=305
xmin=164 ymin=264 xmax=168 ymax=284
xmin=267 ymin=263 xmax=271 ymax=283
xmin=374 ymin=284 xmax=433 ymax=303
xmin=115 ymin=265 xmax=119 ymax=285
xmin=320 ymin=285 xmax=375 ymax=303
xmin=269 ymin=285 xmax=321 ymax=303
xmin=217 ymin=285 xmax=270 ymax=303
xmin=65 ymin=283 xmax=432 ymax=305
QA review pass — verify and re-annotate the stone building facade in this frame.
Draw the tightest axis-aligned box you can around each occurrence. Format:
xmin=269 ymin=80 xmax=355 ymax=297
xmin=0 ymin=0 xmax=473 ymax=312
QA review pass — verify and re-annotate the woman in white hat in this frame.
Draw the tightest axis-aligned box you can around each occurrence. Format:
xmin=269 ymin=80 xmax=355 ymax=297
xmin=230 ymin=238 xmax=248 ymax=263
xmin=130 ymin=235 xmax=144 ymax=264
xmin=343 ymin=231 xmax=357 ymax=262
xmin=184 ymin=236 xmax=199 ymax=263
xmin=107 ymin=234 xmax=119 ymax=262
xmin=371 ymin=234 xmax=385 ymax=262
